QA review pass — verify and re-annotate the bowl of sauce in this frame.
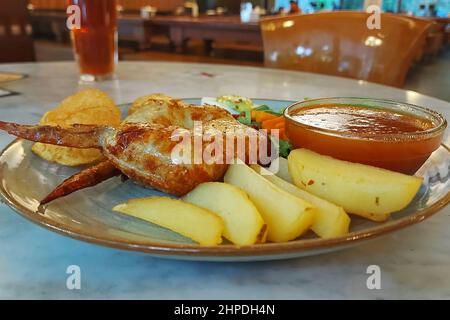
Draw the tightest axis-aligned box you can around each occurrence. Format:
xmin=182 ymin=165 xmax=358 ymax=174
xmin=284 ymin=98 xmax=447 ymax=174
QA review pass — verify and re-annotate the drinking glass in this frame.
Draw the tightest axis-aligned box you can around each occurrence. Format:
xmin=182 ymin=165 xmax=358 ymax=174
xmin=69 ymin=0 xmax=118 ymax=82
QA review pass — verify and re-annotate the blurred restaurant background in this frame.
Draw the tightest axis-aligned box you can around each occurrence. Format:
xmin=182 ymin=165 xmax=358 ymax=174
xmin=0 ymin=0 xmax=449 ymax=100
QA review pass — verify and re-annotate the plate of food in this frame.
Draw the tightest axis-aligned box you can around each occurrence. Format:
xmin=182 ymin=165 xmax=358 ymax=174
xmin=0 ymin=89 xmax=448 ymax=261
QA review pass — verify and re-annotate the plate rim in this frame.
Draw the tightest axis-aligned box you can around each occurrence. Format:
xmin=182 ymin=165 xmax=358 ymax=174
xmin=2 ymin=140 xmax=449 ymax=257
xmin=1 ymin=98 xmax=450 ymax=258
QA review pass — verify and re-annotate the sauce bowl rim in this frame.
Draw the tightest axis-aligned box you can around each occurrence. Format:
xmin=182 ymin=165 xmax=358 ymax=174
xmin=284 ymin=97 xmax=447 ymax=141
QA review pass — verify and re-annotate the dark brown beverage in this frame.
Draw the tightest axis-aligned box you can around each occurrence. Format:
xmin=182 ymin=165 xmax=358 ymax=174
xmin=69 ymin=0 xmax=117 ymax=80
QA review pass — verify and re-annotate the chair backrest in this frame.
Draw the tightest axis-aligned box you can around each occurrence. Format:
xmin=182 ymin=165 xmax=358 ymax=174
xmin=398 ymin=15 xmax=435 ymax=62
xmin=260 ymin=12 xmax=433 ymax=87
xmin=0 ymin=0 xmax=35 ymax=63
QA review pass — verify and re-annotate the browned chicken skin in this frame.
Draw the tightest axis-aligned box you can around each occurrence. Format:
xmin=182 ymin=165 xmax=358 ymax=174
xmin=40 ymin=160 xmax=122 ymax=205
xmin=0 ymin=99 xmax=265 ymax=202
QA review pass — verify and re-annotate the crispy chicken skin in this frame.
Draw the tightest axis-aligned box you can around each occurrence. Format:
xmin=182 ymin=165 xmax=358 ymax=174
xmin=40 ymin=160 xmax=122 ymax=205
xmin=108 ymin=99 xmax=261 ymax=195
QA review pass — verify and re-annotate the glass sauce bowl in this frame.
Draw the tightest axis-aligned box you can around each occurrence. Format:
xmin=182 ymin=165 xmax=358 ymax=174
xmin=284 ymin=97 xmax=447 ymax=175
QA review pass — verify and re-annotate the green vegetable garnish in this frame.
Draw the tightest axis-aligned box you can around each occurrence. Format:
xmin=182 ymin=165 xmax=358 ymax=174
xmin=236 ymin=113 xmax=252 ymax=125
xmin=217 ymin=95 xmax=253 ymax=111
xmin=218 ymin=95 xmax=254 ymax=124
xmin=254 ymin=105 xmax=270 ymax=111
xmin=270 ymin=137 xmax=292 ymax=158
xmin=256 ymin=105 xmax=285 ymax=116
xmin=279 ymin=139 xmax=292 ymax=158
xmin=217 ymin=96 xmax=291 ymax=156
xmin=267 ymin=110 xmax=284 ymax=116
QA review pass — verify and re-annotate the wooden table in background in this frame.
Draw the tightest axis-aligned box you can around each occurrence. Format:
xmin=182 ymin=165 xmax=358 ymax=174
xmin=118 ymin=15 xmax=166 ymax=50
xmin=147 ymin=16 xmax=262 ymax=53
xmin=30 ymin=11 xmax=159 ymax=49
xmin=30 ymin=11 xmax=263 ymax=53
xmin=30 ymin=10 xmax=68 ymax=42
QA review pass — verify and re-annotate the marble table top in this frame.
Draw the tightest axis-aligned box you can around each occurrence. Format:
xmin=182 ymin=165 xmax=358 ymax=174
xmin=0 ymin=61 xmax=449 ymax=299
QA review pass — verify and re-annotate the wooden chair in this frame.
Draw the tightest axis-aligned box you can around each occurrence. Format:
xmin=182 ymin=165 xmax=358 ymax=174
xmin=0 ymin=0 xmax=35 ymax=62
xmin=398 ymin=15 xmax=435 ymax=63
xmin=425 ymin=21 xmax=445 ymax=57
xmin=260 ymin=12 xmax=433 ymax=87
xmin=428 ymin=18 xmax=449 ymax=54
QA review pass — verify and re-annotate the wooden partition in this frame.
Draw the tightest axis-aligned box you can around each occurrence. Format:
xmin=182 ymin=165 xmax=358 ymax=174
xmin=29 ymin=0 xmax=66 ymax=10
xmin=0 ymin=0 xmax=35 ymax=62
xmin=30 ymin=0 xmax=184 ymax=12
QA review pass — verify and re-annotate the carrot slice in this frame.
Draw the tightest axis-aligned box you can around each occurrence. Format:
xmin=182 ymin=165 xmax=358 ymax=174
xmin=261 ymin=116 xmax=284 ymax=129
xmin=257 ymin=112 xmax=278 ymax=123
xmin=251 ymin=110 xmax=261 ymax=121
xmin=251 ymin=110 xmax=268 ymax=122
xmin=274 ymin=122 xmax=285 ymax=129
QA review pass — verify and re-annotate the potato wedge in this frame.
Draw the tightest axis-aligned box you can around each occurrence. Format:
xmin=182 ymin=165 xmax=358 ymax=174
xmin=183 ymin=182 xmax=267 ymax=246
xmin=267 ymin=157 xmax=293 ymax=183
xmin=252 ymin=164 xmax=350 ymax=238
xmin=32 ymin=88 xmax=121 ymax=166
xmin=113 ymin=197 xmax=224 ymax=246
xmin=288 ymin=149 xmax=423 ymax=221
xmin=224 ymin=161 xmax=315 ymax=242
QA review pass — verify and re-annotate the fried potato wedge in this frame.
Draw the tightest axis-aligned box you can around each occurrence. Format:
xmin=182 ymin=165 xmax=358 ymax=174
xmin=268 ymin=156 xmax=293 ymax=183
xmin=224 ymin=161 xmax=315 ymax=242
xmin=288 ymin=149 xmax=423 ymax=221
xmin=32 ymin=88 xmax=121 ymax=166
xmin=252 ymin=164 xmax=350 ymax=238
xmin=113 ymin=197 xmax=224 ymax=246
xmin=183 ymin=182 xmax=267 ymax=246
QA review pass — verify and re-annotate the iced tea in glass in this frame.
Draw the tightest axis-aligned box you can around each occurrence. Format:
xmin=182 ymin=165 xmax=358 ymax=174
xmin=69 ymin=0 xmax=118 ymax=82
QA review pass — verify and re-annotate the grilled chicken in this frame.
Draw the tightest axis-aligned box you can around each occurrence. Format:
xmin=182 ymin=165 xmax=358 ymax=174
xmin=0 ymin=99 xmax=264 ymax=201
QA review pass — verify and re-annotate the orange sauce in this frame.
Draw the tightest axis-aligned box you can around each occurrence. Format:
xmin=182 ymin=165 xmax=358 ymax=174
xmin=286 ymin=104 xmax=441 ymax=174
